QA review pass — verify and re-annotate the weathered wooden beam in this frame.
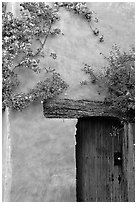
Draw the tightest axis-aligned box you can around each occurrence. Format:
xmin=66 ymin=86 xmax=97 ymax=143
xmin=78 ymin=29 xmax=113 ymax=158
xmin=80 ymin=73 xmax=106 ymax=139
xmin=43 ymin=99 xmax=122 ymax=119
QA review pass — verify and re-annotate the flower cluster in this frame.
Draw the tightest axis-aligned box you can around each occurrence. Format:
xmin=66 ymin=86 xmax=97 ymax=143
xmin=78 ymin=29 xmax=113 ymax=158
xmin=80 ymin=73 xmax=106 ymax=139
xmin=54 ymin=2 xmax=103 ymax=42
xmin=20 ymin=2 xmax=60 ymax=24
xmin=54 ymin=2 xmax=94 ymax=22
xmin=80 ymin=80 xmax=88 ymax=86
xmin=2 ymin=65 xmax=20 ymax=110
xmin=50 ymin=52 xmax=57 ymax=59
xmin=10 ymin=73 xmax=68 ymax=111
xmin=50 ymin=28 xmax=61 ymax=36
xmin=82 ymin=64 xmax=97 ymax=84
xmin=2 ymin=2 xmax=67 ymax=111
xmin=16 ymin=58 xmax=41 ymax=73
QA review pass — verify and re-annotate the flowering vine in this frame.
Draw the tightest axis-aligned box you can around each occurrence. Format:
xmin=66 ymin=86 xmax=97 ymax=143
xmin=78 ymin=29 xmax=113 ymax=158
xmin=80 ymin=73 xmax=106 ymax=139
xmin=2 ymin=2 xmax=67 ymax=111
xmin=82 ymin=45 xmax=135 ymax=121
xmin=2 ymin=2 xmax=104 ymax=111
xmin=54 ymin=2 xmax=104 ymax=42
xmin=10 ymin=73 xmax=68 ymax=111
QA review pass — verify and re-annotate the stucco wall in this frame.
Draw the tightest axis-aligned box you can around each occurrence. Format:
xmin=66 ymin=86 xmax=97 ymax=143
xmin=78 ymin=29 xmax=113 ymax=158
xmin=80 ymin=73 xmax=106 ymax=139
xmin=3 ymin=2 xmax=134 ymax=202
xmin=10 ymin=102 xmax=77 ymax=201
xmin=13 ymin=2 xmax=135 ymax=101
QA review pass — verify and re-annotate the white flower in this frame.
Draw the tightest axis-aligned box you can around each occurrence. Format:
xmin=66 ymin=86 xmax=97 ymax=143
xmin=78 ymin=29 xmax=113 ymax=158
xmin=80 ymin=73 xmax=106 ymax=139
xmin=126 ymin=91 xmax=130 ymax=96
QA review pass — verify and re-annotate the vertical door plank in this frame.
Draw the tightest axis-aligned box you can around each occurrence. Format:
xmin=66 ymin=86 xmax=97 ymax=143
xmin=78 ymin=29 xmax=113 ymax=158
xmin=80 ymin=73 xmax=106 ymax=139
xmin=128 ymin=123 xmax=135 ymax=201
xmin=127 ymin=123 xmax=135 ymax=201
xmin=76 ymin=117 xmax=130 ymax=202
xmin=123 ymin=122 xmax=135 ymax=201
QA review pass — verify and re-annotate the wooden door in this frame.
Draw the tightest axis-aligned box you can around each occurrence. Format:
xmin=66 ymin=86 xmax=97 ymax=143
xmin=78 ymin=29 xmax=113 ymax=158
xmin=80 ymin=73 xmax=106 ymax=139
xmin=76 ymin=117 xmax=127 ymax=202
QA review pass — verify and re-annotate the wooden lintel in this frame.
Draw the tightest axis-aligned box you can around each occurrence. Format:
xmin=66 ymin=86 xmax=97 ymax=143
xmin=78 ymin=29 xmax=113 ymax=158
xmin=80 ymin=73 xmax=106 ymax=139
xmin=43 ymin=99 xmax=122 ymax=119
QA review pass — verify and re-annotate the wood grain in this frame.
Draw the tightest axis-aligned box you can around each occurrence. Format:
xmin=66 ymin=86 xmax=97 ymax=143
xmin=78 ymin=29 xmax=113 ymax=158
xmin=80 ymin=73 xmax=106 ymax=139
xmin=43 ymin=99 xmax=123 ymax=119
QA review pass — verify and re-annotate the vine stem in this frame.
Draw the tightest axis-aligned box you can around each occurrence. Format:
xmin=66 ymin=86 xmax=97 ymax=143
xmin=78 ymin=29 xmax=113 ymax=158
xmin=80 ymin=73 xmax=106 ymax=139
xmin=36 ymin=38 xmax=43 ymax=47
xmin=12 ymin=57 xmax=25 ymax=71
xmin=12 ymin=20 xmax=53 ymax=72
xmin=89 ymin=23 xmax=94 ymax=31
xmin=33 ymin=21 xmax=52 ymax=57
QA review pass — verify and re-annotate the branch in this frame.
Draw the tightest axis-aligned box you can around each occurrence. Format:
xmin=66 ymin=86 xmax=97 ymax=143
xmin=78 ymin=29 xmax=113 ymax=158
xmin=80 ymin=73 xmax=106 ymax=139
xmin=12 ymin=58 xmax=25 ymax=72
xmin=36 ymin=38 xmax=43 ymax=47
xmin=12 ymin=22 xmax=53 ymax=72
xmin=33 ymin=21 xmax=53 ymax=57
xmin=89 ymin=23 xmax=94 ymax=32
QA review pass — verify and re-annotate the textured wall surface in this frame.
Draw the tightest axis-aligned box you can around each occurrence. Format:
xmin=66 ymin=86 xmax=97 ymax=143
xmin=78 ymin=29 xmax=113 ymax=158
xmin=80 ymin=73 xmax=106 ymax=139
xmin=10 ymin=102 xmax=77 ymax=201
xmin=14 ymin=2 xmax=135 ymax=101
xmin=3 ymin=2 xmax=134 ymax=202
xmin=2 ymin=111 xmax=7 ymax=200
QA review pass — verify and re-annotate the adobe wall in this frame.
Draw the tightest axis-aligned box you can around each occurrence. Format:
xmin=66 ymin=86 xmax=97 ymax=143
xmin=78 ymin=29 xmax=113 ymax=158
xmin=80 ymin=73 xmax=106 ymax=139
xmin=12 ymin=2 xmax=135 ymax=100
xmin=9 ymin=103 xmax=77 ymax=201
xmin=3 ymin=2 xmax=134 ymax=201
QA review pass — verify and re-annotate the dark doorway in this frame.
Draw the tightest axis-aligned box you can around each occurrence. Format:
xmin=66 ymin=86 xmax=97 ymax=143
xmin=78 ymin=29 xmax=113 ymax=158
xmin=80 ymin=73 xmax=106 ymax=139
xmin=75 ymin=116 xmax=127 ymax=202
